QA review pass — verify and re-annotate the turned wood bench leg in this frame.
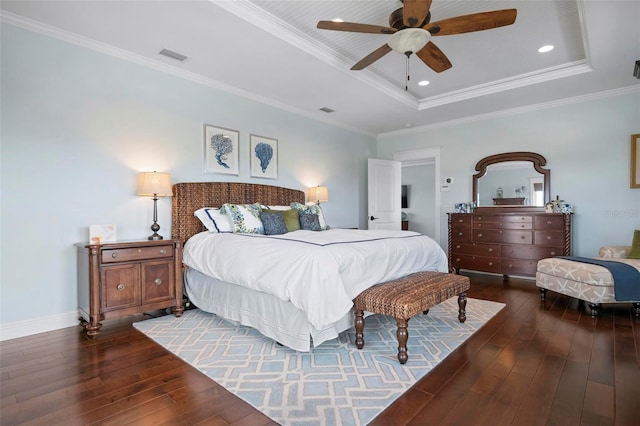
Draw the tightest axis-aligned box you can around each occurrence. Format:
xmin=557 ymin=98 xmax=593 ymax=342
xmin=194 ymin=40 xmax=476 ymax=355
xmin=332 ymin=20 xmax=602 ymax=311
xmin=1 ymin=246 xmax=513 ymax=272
xmin=458 ymin=292 xmax=467 ymax=323
xmin=539 ymin=288 xmax=548 ymax=300
xmin=396 ymin=318 xmax=409 ymax=364
xmin=355 ymin=309 xmax=365 ymax=349
xmin=633 ymin=303 xmax=640 ymax=317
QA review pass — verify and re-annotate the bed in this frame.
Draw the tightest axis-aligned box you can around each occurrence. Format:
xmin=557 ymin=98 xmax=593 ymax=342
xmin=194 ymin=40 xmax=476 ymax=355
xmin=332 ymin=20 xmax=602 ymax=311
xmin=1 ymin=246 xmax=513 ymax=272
xmin=172 ymin=182 xmax=448 ymax=351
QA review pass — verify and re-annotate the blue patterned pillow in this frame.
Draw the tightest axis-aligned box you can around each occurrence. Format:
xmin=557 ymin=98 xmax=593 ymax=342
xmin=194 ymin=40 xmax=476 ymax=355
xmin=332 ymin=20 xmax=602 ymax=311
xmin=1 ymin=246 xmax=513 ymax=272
xmin=222 ymin=203 xmax=264 ymax=234
xmin=260 ymin=212 xmax=288 ymax=235
xmin=290 ymin=202 xmax=329 ymax=230
xmin=299 ymin=212 xmax=321 ymax=231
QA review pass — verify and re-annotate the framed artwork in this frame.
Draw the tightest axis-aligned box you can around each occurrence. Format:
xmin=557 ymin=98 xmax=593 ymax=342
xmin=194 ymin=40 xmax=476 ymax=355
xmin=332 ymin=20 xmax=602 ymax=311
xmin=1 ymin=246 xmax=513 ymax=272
xmin=632 ymin=134 xmax=640 ymax=188
xmin=250 ymin=134 xmax=278 ymax=179
xmin=204 ymin=124 xmax=239 ymax=175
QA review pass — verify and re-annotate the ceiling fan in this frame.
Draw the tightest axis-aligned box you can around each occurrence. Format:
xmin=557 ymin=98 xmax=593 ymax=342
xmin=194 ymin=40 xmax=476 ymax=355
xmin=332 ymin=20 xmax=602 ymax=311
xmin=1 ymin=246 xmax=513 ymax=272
xmin=317 ymin=0 xmax=517 ymax=76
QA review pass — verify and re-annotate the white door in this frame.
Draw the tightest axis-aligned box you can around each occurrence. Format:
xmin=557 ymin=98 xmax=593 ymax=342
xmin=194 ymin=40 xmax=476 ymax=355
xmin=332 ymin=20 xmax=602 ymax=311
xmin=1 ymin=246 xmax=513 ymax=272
xmin=368 ymin=158 xmax=402 ymax=230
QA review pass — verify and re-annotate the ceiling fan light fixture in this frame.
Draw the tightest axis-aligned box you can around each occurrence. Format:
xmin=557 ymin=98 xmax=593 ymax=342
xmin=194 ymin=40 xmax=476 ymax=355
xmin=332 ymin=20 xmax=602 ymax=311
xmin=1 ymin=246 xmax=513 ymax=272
xmin=418 ymin=80 xmax=430 ymax=86
xmin=538 ymin=45 xmax=554 ymax=53
xmin=387 ymin=28 xmax=431 ymax=54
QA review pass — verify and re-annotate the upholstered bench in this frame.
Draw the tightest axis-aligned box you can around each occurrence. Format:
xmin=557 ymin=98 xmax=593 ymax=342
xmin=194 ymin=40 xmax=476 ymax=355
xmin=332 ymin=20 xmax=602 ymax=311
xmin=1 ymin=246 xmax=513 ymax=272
xmin=353 ymin=271 xmax=470 ymax=364
xmin=536 ymin=246 xmax=640 ymax=316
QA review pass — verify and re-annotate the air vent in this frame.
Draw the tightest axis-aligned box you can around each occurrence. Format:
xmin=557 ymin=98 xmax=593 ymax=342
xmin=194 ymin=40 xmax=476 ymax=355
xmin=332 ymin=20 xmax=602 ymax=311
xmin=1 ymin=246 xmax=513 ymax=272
xmin=634 ymin=60 xmax=640 ymax=79
xmin=318 ymin=107 xmax=335 ymax=113
xmin=159 ymin=48 xmax=188 ymax=62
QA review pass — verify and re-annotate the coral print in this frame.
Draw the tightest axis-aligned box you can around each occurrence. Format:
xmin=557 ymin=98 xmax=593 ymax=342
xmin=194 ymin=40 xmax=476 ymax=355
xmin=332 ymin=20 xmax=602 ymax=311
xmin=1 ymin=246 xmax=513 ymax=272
xmin=254 ymin=142 xmax=273 ymax=173
xmin=210 ymin=133 xmax=233 ymax=169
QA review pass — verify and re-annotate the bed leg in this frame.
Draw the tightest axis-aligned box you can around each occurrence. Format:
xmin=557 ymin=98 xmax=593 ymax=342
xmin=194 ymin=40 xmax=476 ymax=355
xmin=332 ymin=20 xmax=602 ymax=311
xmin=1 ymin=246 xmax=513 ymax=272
xmin=458 ymin=292 xmax=467 ymax=323
xmin=355 ymin=309 xmax=365 ymax=350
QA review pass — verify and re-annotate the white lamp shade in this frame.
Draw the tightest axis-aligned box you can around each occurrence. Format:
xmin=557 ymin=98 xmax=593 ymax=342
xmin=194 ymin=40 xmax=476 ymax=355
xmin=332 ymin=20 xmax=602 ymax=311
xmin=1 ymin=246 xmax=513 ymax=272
xmin=137 ymin=172 xmax=172 ymax=196
xmin=308 ymin=186 xmax=329 ymax=203
xmin=387 ymin=28 xmax=431 ymax=54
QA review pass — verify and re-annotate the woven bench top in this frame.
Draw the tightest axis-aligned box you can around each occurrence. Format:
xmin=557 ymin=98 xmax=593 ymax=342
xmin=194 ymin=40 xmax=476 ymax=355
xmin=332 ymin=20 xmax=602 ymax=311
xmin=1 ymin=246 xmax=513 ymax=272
xmin=353 ymin=271 xmax=470 ymax=319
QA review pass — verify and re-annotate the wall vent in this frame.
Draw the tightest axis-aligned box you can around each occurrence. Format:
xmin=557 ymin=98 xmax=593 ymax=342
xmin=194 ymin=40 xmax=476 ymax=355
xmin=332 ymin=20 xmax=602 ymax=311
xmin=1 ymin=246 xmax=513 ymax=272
xmin=159 ymin=48 xmax=188 ymax=62
xmin=318 ymin=107 xmax=335 ymax=113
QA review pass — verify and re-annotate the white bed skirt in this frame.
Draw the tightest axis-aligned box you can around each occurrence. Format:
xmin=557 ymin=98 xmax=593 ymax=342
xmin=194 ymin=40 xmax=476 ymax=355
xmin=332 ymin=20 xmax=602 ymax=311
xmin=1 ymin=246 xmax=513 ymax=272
xmin=184 ymin=267 xmax=355 ymax=352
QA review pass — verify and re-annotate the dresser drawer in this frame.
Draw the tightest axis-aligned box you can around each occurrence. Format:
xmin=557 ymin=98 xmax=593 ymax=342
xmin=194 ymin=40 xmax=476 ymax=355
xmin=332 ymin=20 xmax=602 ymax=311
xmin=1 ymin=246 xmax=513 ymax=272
xmin=501 ymin=259 xmax=537 ymax=276
xmin=451 ymin=242 xmax=500 ymax=257
xmin=534 ymin=230 xmax=564 ymax=246
xmin=474 ymin=229 xmax=533 ymax=245
xmin=534 ymin=215 xmax=564 ymax=229
xmin=102 ymin=264 xmax=141 ymax=311
xmin=141 ymin=260 xmax=175 ymax=303
xmin=502 ymin=244 xmax=563 ymax=259
xmin=450 ymin=214 xmax=471 ymax=226
xmin=450 ymin=254 xmax=501 ymax=273
xmin=474 ymin=221 xmax=532 ymax=230
xmin=450 ymin=227 xmax=472 ymax=242
xmin=102 ymin=245 xmax=173 ymax=263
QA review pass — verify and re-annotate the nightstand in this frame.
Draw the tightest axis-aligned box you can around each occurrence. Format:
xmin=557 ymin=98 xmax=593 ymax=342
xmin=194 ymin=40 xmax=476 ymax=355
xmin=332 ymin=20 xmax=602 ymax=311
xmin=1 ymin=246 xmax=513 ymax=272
xmin=76 ymin=239 xmax=184 ymax=337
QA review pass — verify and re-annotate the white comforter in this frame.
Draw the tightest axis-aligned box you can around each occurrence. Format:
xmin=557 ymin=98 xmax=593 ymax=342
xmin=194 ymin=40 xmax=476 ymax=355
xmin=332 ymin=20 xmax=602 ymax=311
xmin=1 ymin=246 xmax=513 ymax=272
xmin=183 ymin=229 xmax=448 ymax=331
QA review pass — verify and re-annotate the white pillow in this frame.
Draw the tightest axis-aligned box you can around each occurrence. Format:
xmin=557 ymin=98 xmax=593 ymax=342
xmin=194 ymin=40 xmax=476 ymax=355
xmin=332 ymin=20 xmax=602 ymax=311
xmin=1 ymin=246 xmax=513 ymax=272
xmin=194 ymin=208 xmax=233 ymax=233
xmin=262 ymin=205 xmax=291 ymax=211
xmin=222 ymin=203 xmax=264 ymax=234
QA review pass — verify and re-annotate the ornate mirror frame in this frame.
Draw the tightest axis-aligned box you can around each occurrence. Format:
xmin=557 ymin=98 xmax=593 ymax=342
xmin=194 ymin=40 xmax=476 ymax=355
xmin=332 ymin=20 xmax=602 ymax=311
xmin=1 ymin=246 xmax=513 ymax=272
xmin=472 ymin=152 xmax=550 ymax=210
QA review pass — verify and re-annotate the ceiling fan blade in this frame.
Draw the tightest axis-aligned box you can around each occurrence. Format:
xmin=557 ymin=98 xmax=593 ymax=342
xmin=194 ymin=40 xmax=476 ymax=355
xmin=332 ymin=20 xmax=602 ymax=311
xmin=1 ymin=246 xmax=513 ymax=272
xmin=403 ymin=0 xmax=433 ymax=28
xmin=425 ymin=9 xmax=517 ymax=36
xmin=317 ymin=21 xmax=396 ymax=35
xmin=351 ymin=44 xmax=393 ymax=70
xmin=416 ymin=41 xmax=452 ymax=73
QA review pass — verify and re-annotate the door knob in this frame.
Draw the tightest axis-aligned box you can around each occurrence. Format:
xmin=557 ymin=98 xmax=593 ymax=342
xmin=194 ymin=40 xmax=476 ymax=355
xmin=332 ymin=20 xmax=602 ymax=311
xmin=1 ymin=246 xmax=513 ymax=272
xmin=370 ymin=216 xmax=379 ymax=220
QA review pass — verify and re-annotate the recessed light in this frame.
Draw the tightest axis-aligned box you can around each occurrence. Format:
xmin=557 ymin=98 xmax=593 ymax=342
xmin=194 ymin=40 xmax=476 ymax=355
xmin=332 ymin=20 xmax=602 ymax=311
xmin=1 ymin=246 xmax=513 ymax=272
xmin=332 ymin=18 xmax=343 ymax=22
xmin=418 ymin=80 xmax=430 ymax=86
xmin=405 ymin=123 xmax=413 ymax=128
xmin=538 ymin=45 xmax=554 ymax=53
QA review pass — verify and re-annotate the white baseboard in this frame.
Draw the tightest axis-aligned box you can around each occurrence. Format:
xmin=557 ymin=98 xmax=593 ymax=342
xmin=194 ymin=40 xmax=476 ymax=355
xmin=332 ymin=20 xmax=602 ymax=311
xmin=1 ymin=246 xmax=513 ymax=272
xmin=0 ymin=311 xmax=79 ymax=341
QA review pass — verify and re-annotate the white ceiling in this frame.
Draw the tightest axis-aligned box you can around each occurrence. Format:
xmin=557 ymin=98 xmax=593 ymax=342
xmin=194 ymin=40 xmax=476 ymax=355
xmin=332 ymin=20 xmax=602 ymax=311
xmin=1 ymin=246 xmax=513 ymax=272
xmin=1 ymin=0 xmax=638 ymax=135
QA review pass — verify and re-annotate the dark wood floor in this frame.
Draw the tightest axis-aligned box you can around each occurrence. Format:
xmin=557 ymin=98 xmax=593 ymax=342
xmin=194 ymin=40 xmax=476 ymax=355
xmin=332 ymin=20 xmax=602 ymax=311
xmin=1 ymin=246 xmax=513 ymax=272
xmin=2 ymin=273 xmax=639 ymax=425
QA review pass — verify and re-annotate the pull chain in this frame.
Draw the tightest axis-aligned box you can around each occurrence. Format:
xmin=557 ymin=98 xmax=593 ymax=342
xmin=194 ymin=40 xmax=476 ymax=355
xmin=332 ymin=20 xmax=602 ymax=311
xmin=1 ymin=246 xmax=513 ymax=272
xmin=405 ymin=52 xmax=411 ymax=91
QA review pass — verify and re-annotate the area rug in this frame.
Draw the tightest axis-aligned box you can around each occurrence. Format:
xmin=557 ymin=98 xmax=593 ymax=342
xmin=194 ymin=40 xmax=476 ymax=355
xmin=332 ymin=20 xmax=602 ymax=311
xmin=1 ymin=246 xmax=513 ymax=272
xmin=134 ymin=297 xmax=504 ymax=425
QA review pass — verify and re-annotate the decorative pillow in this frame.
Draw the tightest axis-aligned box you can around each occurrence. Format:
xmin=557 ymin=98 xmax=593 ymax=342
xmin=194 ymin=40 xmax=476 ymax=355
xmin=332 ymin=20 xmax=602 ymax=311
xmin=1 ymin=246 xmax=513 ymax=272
xmin=194 ymin=208 xmax=233 ymax=233
xmin=299 ymin=212 xmax=321 ymax=231
xmin=261 ymin=208 xmax=300 ymax=232
xmin=222 ymin=203 xmax=264 ymax=234
xmin=629 ymin=230 xmax=640 ymax=259
xmin=260 ymin=212 xmax=288 ymax=235
xmin=262 ymin=205 xmax=291 ymax=211
xmin=290 ymin=202 xmax=329 ymax=230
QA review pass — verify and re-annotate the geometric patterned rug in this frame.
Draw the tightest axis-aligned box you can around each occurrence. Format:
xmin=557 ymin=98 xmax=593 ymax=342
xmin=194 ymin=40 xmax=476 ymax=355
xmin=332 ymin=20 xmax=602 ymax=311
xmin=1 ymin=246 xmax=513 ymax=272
xmin=133 ymin=297 xmax=504 ymax=425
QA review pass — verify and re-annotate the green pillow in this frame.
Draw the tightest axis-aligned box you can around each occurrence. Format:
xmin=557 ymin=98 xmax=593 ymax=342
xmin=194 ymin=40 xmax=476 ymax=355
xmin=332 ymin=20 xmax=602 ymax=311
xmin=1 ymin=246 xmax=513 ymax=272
xmin=261 ymin=208 xmax=300 ymax=232
xmin=629 ymin=230 xmax=640 ymax=259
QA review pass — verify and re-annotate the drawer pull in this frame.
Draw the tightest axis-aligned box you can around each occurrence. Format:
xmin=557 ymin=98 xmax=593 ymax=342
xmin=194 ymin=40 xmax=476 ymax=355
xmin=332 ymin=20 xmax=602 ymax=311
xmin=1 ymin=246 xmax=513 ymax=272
xmin=478 ymin=224 xmax=482 ymax=227
xmin=116 ymin=283 xmax=125 ymax=291
xmin=154 ymin=278 xmax=162 ymax=286
xmin=456 ymin=245 xmax=461 ymax=249
xmin=477 ymin=233 xmax=483 ymax=237
xmin=458 ymin=232 xmax=464 ymax=236
xmin=488 ymin=248 xmax=493 ymax=252
xmin=138 ymin=249 xmax=142 ymax=253
xmin=160 ymin=249 xmax=167 ymax=254
xmin=547 ymin=236 xmax=552 ymax=240
xmin=112 ymin=252 xmax=118 ymax=258
xmin=508 ymin=264 xmax=513 ymax=268
xmin=458 ymin=219 xmax=464 ymax=223
xmin=546 ymin=221 xmax=552 ymax=225
xmin=456 ymin=258 xmax=461 ymax=262
xmin=521 ymin=235 xmax=526 ymax=239
xmin=550 ymin=251 xmax=556 ymax=256
xmin=488 ymin=262 xmax=493 ymax=266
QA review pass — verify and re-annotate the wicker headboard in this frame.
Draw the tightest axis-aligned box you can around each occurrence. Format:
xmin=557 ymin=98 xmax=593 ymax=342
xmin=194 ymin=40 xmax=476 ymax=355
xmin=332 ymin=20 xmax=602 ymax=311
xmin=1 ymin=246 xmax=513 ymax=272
xmin=171 ymin=182 xmax=305 ymax=245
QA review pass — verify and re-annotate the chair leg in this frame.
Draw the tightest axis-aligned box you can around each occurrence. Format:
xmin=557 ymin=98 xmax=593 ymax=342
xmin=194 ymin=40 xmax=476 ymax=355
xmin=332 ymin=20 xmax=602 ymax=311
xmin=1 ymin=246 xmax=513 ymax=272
xmin=355 ymin=309 xmax=365 ymax=349
xmin=396 ymin=318 xmax=409 ymax=364
xmin=458 ymin=292 xmax=467 ymax=323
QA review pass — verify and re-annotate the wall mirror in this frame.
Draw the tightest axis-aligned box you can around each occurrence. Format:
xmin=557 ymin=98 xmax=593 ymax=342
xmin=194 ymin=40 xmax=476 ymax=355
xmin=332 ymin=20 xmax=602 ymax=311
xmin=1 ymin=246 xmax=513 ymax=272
xmin=472 ymin=152 xmax=550 ymax=208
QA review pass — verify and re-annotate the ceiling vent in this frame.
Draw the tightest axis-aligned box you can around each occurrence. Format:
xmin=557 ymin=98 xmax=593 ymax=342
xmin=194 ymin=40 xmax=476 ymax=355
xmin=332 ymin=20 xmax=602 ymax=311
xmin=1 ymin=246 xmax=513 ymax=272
xmin=318 ymin=107 xmax=335 ymax=113
xmin=159 ymin=48 xmax=188 ymax=62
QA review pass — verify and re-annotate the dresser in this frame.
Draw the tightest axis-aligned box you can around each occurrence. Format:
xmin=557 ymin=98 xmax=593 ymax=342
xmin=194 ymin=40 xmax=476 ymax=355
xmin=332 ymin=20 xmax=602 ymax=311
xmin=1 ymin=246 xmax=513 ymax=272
xmin=77 ymin=239 xmax=184 ymax=336
xmin=448 ymin=210 xmax=571 ymax=277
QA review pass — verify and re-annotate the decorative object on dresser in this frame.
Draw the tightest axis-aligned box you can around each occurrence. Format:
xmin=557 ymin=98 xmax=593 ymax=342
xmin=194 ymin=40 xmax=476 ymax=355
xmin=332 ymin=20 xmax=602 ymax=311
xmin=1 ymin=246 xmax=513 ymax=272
xmin=136 ymin=171 xmax=172 ymax=240
xmin=448 ymin=212 xmax=571 ymax=277
xmin=450 ymin=151 xmax=571 ymax=278
xmin=77 ymin=239 xmax=183 ymax=336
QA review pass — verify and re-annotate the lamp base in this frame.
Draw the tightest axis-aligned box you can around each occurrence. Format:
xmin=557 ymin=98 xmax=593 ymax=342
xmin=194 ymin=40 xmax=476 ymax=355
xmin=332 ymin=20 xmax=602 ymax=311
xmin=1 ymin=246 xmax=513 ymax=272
xmin=148 ymin=233 xmax=164 ymax=241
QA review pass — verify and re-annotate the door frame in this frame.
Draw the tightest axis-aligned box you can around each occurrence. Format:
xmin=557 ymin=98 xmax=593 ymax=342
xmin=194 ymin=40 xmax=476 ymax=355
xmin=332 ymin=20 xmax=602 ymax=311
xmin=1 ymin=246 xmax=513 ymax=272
xmin=393 ymin=147 xmax=441 ymax=244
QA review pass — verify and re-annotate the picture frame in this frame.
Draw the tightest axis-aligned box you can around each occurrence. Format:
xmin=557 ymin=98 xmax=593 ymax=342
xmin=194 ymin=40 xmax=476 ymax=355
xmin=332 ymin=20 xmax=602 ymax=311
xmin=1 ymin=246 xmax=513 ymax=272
xmin=631 ymin=134 xmax=640 ymax=188
xmin=204 ymin=124 xmax=239 ymax=175
xmin=250 ymin=134 xmax=278 ymax=179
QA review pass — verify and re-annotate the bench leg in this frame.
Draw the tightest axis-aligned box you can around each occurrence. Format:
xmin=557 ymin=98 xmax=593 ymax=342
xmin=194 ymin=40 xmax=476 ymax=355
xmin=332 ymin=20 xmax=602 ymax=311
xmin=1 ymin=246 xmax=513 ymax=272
xmin=355 ymin=309 xmax=365 ymax=350
xmin=588 ymin=303 xmax=600 ymax=317
xmin=539 ymin=288 xmax=547 ymax=300
xmin=396 ymin=318 xmax=409 ymax=364
xmin=458 ymin=292 xmax=467 ymax=323
xmin=633 ymin=303 xmax=640 ymax=317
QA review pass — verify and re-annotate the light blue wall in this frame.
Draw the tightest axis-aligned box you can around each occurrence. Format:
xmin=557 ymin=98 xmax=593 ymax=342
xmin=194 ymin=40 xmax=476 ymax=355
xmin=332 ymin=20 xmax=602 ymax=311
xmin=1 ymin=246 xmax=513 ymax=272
xmin=401 ymin=164 xmax=436 ymax=236
xmin=0 ymin=24 xmax=376 ymax=328
xmin=378 ymin=91 xmax=640 ymax=255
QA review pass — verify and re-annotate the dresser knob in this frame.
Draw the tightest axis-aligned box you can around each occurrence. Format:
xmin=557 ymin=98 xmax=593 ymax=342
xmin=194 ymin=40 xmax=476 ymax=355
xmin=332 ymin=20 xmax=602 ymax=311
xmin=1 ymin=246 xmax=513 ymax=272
xmin=550 ymin=251 xmax=556 ymax=256
xmin=111 ymin=252 xmax=118 ymax=258
xmin=456 ymin=245 xmax=461 ymax=249
xmin=458 ymin=219 xmax=463 ymax=222
xmin=547 ymin=221 xmax=552 ymax=225
xmin=547 ymin=236 xmax=552 ymax=240
xmin=154 ymin=278 xmax=162 ymax=285
xmin=138 ymin=249 xmax=142 ymax=253
xmin=160 ymin=249 xmax=167 ymax=254
xmin=508 ymin=264 xmax=513 ymax=268
xmin=456 ymin=258 xmax=461 ymax=262
xmin=488 ymin=248 xmax=493 ymax=252
xmin=488 ymin=262 xmax=493 ymax=266
xmin=478 ymin=224 xmax=482 ymax=227
xmin=477 ymin=233 xmax=483 ymax=237
xmin=458 ymin=232 xmax=464 ymax=236
xmin=521 ymin=235 xmax=526 ymax=239
xmin=116 ymin=283 xmax=125 ymax=291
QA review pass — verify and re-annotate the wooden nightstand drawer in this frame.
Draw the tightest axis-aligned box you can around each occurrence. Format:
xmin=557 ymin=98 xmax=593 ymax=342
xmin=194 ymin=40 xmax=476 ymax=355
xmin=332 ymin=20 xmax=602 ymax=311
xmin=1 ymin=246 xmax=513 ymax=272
xmin=101 ymin=245 xmax=173 ymax=263
xmin=102 ymin=264 xmax=141 ymax=311
xmin=141 ymin=260 xmax=175 ymax=303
